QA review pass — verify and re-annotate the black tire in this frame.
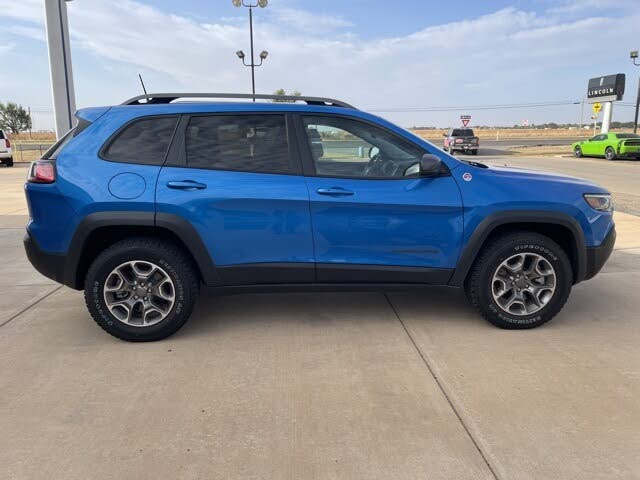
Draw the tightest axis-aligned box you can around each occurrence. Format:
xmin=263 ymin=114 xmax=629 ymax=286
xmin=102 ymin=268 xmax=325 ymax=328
xmin=465 ymin=232 xmax=572 ymax=329
xmin=605 ymin=147 xmax=616 ymax=161
xmin=574 ymin=146 xmax=582 ymax=158
xmin=471 ymin=149 xmax=478 ymax=156
xmin=84 ymin=237 xmax=199 ymax=341
xmin=7 ymin=157 xmax=13 ymax=167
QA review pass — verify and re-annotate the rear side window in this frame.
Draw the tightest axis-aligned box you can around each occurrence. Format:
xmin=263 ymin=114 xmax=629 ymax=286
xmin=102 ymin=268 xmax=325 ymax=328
xmin=185 ymin=114 xmax=291 ymax=174
xmin=42 ymin=128 xmax=76 ymax=160
xmin=0 ymin=130 xmax=4 ymax=139
xmin=103 ymin=116 xmax=178 ymax=165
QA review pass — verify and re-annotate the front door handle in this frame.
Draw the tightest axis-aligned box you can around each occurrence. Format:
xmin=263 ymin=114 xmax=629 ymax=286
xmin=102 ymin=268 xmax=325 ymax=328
xmin=316 ymin=187 xmax=354 ymax=197
xmin=167 ymin=180 xmax=207 ymax=191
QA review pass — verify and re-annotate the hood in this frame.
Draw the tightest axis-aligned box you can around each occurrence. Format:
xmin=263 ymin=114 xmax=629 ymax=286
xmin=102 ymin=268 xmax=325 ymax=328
xmin=487 ymin=164 xmax=609 ymax=192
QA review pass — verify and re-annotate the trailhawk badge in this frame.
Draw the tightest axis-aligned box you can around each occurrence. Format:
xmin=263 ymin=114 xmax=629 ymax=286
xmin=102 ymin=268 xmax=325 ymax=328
xmin=463 ymin=172 xmax=473 ymax=182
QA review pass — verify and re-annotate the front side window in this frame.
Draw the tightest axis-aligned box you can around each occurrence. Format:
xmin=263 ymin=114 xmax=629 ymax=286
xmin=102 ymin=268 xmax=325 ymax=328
xmin=185 ymin=114 xmax=291 ymax=174
xmin=302 ymin=116 xmax=422 ymax=178
xmin=104 ymin=116 xmax=178 ymax=165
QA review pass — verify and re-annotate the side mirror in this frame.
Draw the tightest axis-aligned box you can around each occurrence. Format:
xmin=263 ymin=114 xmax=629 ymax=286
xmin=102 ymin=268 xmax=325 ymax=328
xmin=404 ymin=154 xmax=444 ymax=177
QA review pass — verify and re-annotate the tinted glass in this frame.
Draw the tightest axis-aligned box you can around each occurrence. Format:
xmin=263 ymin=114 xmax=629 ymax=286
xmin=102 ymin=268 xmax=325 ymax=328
xmin=185 ymin=115 xmax=290 ymax=174
xmin=452 ymin=129 xmax=474 ymax=136
xmin=0 ymin=130 xmax=4 ymax=139
xmin=302 ymin=116 xmax=422 ymax=178
xmin=616 ymin=133 xmax=640 ymax=139
xmin=104 ymin=116 xmax=178 ymax=165
xmin=42 ymin=128 xmax=76 ymax=160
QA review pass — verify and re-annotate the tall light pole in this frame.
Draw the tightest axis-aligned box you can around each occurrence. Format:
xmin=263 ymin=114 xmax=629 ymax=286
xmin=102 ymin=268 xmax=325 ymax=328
xmin=45 ymin=0 xmax=76 ymax=139
xmin=233 ymin=0 xmax=269 ymax=100
xmin=631 ymin=50 xmax=639 ymax=134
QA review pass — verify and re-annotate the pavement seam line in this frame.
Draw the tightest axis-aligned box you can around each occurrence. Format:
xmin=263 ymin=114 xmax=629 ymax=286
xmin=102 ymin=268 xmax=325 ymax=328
xmin=0 ymin=285 xmax=63 ymax=329
xmin=383 ymin=293 xmax=500 ymax=480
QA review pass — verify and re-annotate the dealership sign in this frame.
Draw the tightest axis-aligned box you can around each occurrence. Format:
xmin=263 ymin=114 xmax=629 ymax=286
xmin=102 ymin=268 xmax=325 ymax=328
xmin=587 ymin=74 xmax=625 ymax=102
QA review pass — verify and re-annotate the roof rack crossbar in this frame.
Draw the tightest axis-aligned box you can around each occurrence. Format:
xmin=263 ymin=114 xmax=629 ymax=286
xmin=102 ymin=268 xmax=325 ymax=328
xmin=121 ymin=93 xmax=356 ymax=109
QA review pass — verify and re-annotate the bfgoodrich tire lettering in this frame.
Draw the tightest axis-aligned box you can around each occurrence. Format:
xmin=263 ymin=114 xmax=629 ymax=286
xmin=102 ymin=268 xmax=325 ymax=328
xmin=465 ymin=232 xmax=572 ymax=329
xmin=84 ymin=237 xmax=199 ymax=341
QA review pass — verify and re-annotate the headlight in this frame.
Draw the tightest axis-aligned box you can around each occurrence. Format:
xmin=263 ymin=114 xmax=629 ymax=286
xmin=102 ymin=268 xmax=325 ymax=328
xmin=584 ymin=194 xmax=613 ymax=212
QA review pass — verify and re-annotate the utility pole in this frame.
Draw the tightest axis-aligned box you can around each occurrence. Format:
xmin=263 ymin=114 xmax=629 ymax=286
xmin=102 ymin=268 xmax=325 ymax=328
xmin=44 ymin=0 xmax=76 ymax=139
xmin=28 ymin=107 xmax=32 ymax=139
xmin=631 ymin=51 xmax=640 ymax=134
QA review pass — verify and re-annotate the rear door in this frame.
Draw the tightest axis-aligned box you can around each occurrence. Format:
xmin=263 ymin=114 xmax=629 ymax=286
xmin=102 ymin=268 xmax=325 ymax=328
xmin=156 ymin=113 xmax=315 ymax=286
xmin=296 ymin=114 xmax=463 ymax=284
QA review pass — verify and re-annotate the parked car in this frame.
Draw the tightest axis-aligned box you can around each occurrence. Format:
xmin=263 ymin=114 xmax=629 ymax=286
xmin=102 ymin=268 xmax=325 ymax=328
xmin=24 ymin=93 xmax=615 ymax=341
xmin=573 ymin=133 xmax=640 ymax=160
xmin=0 ymin=129 xmax=13 ymax=167
xmin=443 ymin=128 xmax=479 ymax=155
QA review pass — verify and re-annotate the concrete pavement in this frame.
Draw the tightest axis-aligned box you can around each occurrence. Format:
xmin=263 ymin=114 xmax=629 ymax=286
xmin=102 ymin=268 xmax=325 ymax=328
xmin=1 ymin=161 xmax=640 ymax=479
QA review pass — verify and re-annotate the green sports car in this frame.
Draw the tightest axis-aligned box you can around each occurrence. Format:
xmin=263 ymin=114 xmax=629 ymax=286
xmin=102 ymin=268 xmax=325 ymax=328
xmin=573 ymin=133 xmax=640 ymax=160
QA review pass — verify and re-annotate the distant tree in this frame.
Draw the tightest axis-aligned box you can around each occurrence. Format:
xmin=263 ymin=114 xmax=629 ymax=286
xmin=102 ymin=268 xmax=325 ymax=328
xmin=272 ymin=89 xmax=302 ymax=103
xmin=0 ymin=102 xmax=32 ymax=134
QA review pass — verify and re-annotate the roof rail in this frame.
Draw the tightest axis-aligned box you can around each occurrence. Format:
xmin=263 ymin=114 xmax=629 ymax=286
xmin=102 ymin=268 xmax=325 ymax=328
xmin=120 ymin=93 xmax=356 ymax=109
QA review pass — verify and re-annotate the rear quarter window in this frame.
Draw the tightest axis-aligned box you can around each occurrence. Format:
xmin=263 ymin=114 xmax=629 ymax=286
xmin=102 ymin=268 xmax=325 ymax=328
xmin=0 ymin=130 xmax=5 ymax=139
xmin=102 ymin=116 xmax=179 ymax=165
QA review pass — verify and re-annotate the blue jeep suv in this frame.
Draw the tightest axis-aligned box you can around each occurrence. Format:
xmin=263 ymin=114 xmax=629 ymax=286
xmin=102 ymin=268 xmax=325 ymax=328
xmin=24 ymin=93 xmax=616 ymax=341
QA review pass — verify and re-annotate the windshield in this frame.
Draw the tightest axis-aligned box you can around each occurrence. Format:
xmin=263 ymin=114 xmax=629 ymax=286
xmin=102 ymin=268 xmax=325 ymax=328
xmin=452 ymin=129 xmax=474 ymax=136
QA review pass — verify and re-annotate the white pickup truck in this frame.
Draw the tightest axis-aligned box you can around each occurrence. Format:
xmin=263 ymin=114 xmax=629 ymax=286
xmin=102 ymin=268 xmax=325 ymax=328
xmin=0 ymin=129 xmax=13 ymax=167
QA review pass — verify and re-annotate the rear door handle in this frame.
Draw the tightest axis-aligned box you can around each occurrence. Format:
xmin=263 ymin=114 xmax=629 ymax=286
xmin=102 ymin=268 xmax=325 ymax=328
xmin=167 ymin=180 xmax=207 ymax=191
xmin=316 ymin=187 xmax=354 ymax=197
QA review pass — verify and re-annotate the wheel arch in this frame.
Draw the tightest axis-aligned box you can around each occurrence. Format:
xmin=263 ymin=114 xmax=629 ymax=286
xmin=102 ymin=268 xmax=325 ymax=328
xmin=449 ymin=211 xmax=587 ymax=287
xmin=66 ymin=212 xmax=220 ymax=289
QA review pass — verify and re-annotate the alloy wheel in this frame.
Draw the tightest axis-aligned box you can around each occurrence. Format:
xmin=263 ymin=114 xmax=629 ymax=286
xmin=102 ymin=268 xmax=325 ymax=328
xmin=491 ymin=253 xmax=556 ymax=316
xmin=103 ymin=260 xmax=176 ymax=327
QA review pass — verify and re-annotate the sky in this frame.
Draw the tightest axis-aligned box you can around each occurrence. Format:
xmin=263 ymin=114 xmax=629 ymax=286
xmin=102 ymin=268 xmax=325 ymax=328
xmin=0 ymin=0 xmax=638 ymax=131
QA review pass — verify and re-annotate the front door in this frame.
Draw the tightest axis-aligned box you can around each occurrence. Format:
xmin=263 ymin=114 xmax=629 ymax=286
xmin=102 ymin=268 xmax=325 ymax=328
xmin=156 ymin=113 xmax=315 ymax=285
xmin=297 ymin=114 xmax=463 ymax=284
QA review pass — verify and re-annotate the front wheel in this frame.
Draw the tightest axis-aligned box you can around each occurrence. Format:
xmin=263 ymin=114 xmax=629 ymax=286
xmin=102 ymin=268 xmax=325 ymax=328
xmin=605 ymin=147 xmax=616 ymax=161
xmin=574 ymin=146 xmax=582 ymax=158
xmin=465 ymin=232 xmax=572 ymax=329
xmin=84 ymin=238 xmax=199 ymax=341
xmin=471 ymin=149 xmax=478 ymax=156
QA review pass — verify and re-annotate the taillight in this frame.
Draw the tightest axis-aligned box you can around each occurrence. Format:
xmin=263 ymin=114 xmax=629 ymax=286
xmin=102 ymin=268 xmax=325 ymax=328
xmin=28 ymin=161 xmax=56 ymax=184
xmin=4 ymin=139 xmax=9 ymax=148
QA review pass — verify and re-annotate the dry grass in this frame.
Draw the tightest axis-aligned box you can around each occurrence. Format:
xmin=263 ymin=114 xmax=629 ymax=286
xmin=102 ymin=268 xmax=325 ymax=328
xmin=410 ymin=127 xmax=634 ymax=141
xmin=8 ymin=132 xmax=56 ymax=143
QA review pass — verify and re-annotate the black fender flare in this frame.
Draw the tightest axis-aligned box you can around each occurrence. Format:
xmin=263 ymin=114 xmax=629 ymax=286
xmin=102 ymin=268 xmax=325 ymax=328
xmin=448 ymin=210 xmax=587 ymax=287
xmin=65 ymin=211 xmax=220 ymax=288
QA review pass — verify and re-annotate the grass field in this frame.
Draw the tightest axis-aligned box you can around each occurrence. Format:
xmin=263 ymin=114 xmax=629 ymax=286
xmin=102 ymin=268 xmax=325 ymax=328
xmin=409 ymin=127 xmax=634 ymax=141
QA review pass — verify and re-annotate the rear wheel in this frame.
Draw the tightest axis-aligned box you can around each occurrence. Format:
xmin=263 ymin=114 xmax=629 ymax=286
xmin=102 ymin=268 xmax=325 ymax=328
xmin=465 ymin=232 xmax=572 ymax=329
xmin=574 ymin=146 xmax=582 ymax=158
xmin=85 ymin=238 xmax=199 ymax=341
xmin=605 ymin=147 xmax=616 ymax=161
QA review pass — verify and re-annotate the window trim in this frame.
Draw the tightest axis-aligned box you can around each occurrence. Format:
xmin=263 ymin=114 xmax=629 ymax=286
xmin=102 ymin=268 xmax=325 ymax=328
xmin=98 ymin=114 xmax=181 ymax=165
xmin=168 ymin=111 xmax=302 ymax=176
xmin=294 ymin=112 xmax=439 ymax=180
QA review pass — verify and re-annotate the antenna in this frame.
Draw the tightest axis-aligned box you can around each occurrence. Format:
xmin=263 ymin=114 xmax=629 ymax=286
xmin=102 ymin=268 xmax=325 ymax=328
xmin=138 ymin=74 xmax=148 ymax=95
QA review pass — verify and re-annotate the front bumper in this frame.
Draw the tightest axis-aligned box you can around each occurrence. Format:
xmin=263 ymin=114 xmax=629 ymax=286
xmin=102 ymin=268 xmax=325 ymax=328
xmin=24 ymin=231 xmax=66 ymax=285
xmin=584 ymin=227 xmax=616 ymax=280
xmin=451 ymin=144 xmax=478 ymax=150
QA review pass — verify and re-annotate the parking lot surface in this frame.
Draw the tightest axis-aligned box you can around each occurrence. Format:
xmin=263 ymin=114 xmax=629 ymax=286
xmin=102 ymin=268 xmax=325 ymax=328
xmin=1 ymin=159 xmax=639 ymax=479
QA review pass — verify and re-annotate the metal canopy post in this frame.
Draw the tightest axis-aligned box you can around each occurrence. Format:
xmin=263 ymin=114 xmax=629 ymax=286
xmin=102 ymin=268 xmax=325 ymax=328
xmin=44 ymin=0 xmax=77 ymax=139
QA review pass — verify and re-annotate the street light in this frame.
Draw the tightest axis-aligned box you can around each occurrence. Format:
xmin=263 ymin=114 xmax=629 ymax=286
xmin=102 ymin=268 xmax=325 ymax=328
xmin=233 ymin=0 xmax=269 ymax=100
xmin=631 ymin=50 xmax=640 ymax=133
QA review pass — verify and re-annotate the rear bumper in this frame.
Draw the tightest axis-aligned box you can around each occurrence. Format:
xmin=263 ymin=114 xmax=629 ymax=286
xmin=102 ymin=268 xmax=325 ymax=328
xmin=24 ymin=231 xmax=67 ymax=285
xmin=0 ymin=151 xmax=12 ymax=159
xmin=584 ymin=227 xmax=616 ymax=281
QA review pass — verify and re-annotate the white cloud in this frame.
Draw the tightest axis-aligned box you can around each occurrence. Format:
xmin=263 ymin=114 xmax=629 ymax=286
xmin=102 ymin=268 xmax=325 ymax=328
xmin=0 ymin=0 xmax=637 ymax=127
